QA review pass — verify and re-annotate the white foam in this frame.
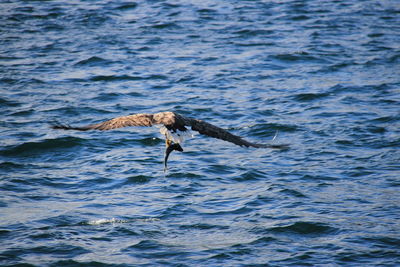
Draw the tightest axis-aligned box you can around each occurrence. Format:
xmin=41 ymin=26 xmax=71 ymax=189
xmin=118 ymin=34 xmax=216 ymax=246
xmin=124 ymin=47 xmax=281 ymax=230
xmin=87 ymin=218 xmax=125 ymax=225
xmin=86 ymin=217 xmax=160 ymax=225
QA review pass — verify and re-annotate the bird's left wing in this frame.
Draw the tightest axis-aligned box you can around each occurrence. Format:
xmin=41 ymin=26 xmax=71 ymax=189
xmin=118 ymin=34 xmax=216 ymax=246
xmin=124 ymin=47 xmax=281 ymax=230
xmin=179 ymin=115 xmax=288 ymax=149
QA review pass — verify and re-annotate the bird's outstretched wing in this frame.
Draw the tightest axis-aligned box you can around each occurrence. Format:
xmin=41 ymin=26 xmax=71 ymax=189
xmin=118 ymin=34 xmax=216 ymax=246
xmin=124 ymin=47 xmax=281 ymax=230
xmin=177 ymin=115 xmax=288 ymax=149
xmin=51 ymin=111 xmax=288 ymax=149
xmin=51 ymin=113 xmax=155 ymax=131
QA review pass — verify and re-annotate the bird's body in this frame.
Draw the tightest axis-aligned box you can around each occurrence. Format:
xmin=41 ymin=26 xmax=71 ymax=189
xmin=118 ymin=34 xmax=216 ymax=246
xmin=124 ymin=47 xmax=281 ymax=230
xmin=52 ymin=111 xmax=288 ymax=170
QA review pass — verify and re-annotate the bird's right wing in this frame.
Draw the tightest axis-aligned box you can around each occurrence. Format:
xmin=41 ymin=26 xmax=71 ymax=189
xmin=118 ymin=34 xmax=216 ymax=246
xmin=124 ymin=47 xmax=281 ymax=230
xmin=52 ymin=113 xmax=155 ymax=131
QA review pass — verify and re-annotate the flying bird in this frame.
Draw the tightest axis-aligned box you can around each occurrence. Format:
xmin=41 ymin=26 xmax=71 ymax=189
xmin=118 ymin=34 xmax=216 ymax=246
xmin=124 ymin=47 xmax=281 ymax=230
xmin=52 ymin=111 xmax=288 ymax=170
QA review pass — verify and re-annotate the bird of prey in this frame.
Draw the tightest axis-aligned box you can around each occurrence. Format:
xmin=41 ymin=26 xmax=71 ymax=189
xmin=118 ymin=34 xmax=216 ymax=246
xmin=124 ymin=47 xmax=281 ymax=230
xmin=52 ymin=111 xmax=288 ymax=170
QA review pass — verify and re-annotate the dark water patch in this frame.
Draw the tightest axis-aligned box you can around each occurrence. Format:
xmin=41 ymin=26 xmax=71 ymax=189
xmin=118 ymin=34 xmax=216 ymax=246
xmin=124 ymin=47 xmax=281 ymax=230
xmin=2 ymin=177 xmax=40 ymax=193
xmin=136 ymin=137 xmax=162 ymax=147
xmin=5 ymin=244 xmax=89 ymax=259
xmin=0 ymin=77 xmax=44 ymax=85
xmin=92 ymin=92 xmax=124 ymax=102
xmin=89 ymin=74 xmax=168 ymax=82
xmin=123 ymin=241 xmax=190 ymax=263
xmin=313 ymin=111 xmax=347 ymax=119
xmin=361 ymin=236 xmax=400 ymax=249
xmin=233 ymin=29 xmax=274 ymax=37
xmin=175 ymin=75 xmax=195 ymax=83
xmin=174 ymin=56 xmax=197 ymax=62
xmin=125 ymin=91 xmax=144 ymax=98
xmin=271 ymin=52 xmax=325 ymax=63
xmin=234 ymin=41 xmax=276 ymax=47
xmin=0 ymin=137 xmax=85 ymax=157
xmin=0 ymin=77 xmax=19 ymax=84
xmin=89 ymin=75 xmax=142 ymax=82
xmin=319 ymin=61 xmax=359 ymax=72
xmin=278 ymin=188 xmax=307 ymax=198
xmin=0 ymin=161 xmax=33 ymax=172
xmin=136 ymin=46 xmax=151 ymax=51
xmin=50 ymin=260 xmax=128 ymax=267
xmin=204 ymin=164 xmax=235 ymax=176
xmin=179 ymin=223 xmax=229 ymax=231
xmin=0 ymin=254 xmax=29 ymax=267
xmin=114 ymin=2 xmax=138 ymax=11
xmin=334 ymin=139 xmax=355 ymax=148
xmin=233 ymin=170 xmax=266 ymax=181
xmin=254 ymin=109 xmax=276 ymax=117
xmin=151 ymin=22 xmax=180 ymax=30
xmin=364 ymin=125 xmax=386 ymax=134
xmin=124 ymin=240 xmax=161 ymax=251
xmin=290 ymin=15 xmax=310 ymax=21
xmin=0 ymin=55 xmax=23 ymax=61
xmin=302 ymin=174 xmax=339 ymax=182
xmin=0 ymin=97 xmax=21 ymax=107
xmin=166 ymin=172 xmax=203 ymax=180
xmin=293 ymin=92 xmax=330 ymax=102
xmin=204 ymin=206 xmax=252 ymax=216
xmin=42 ymin=22 xmax=65 ymax=32
xmin=373 ymin=139 xmax=400 ymax=149
xmin=269 ymin=222 xmax=336 ymax=236
xmin=336 ymin=250 xmax=399 ymax=265
xmin=74 ymin=56 xmax=112 ymax=67
xmin=0 ymin=229 xmax=11 ymax=238
xmin=150 ymin=84 xmax=171 ymax=90
xmin=370 ymin=115 xmax=399 ymax=124
xmin=124 ymin=175 xmax=151 ymax=184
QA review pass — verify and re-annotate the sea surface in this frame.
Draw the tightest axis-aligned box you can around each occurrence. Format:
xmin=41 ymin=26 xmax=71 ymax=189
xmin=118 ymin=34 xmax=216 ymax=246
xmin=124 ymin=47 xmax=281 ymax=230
xmin=1 ymin=0 xmax=399 ymax=266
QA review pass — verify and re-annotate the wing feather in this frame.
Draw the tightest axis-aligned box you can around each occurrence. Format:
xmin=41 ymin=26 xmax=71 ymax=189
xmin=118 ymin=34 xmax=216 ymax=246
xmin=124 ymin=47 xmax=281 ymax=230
xmin=52 ymin=113 xmax=155 ymax=131
xmin=180 ymin=116 xmax=287 ymax=149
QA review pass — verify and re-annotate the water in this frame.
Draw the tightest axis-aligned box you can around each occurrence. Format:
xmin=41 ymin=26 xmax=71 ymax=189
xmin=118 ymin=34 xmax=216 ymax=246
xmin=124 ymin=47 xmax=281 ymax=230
xmin=1 ymin=0 xmax=399 ymax=266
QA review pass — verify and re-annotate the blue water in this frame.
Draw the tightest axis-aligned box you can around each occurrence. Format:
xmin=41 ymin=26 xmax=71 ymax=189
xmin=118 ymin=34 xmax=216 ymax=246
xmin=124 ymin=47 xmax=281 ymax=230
xmin=1 ymin=0 xmax=400 ymax=266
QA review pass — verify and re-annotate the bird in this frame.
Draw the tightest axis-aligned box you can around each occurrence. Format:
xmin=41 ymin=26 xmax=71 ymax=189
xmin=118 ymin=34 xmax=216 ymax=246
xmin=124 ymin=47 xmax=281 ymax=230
xmin=51 ymin=111 xmax=288 ymax=170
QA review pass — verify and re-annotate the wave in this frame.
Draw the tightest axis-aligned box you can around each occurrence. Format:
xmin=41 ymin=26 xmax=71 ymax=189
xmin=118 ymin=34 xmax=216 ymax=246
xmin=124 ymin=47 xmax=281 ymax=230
xmin=0 ymin=137 xmax=85 ymax=157
xmin=268 ymin=221 xmax=337 ymax=235
xmin=0 ymin=97 xmax=21 ymax=107
xmin=74 ymin=56 xmax=113 ymax=66
xmin=293 ymin=92 xmax=330 ymax=102
xmin=89 ymin=74 xmax=168 ymax=82
xmin=270 ymin=52 xmax=327 ymax=63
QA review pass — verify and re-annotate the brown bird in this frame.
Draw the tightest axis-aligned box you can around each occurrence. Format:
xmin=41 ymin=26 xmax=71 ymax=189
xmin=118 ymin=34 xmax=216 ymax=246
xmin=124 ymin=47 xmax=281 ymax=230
xmin=52 ymin=111 xmax=288 ymax=170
